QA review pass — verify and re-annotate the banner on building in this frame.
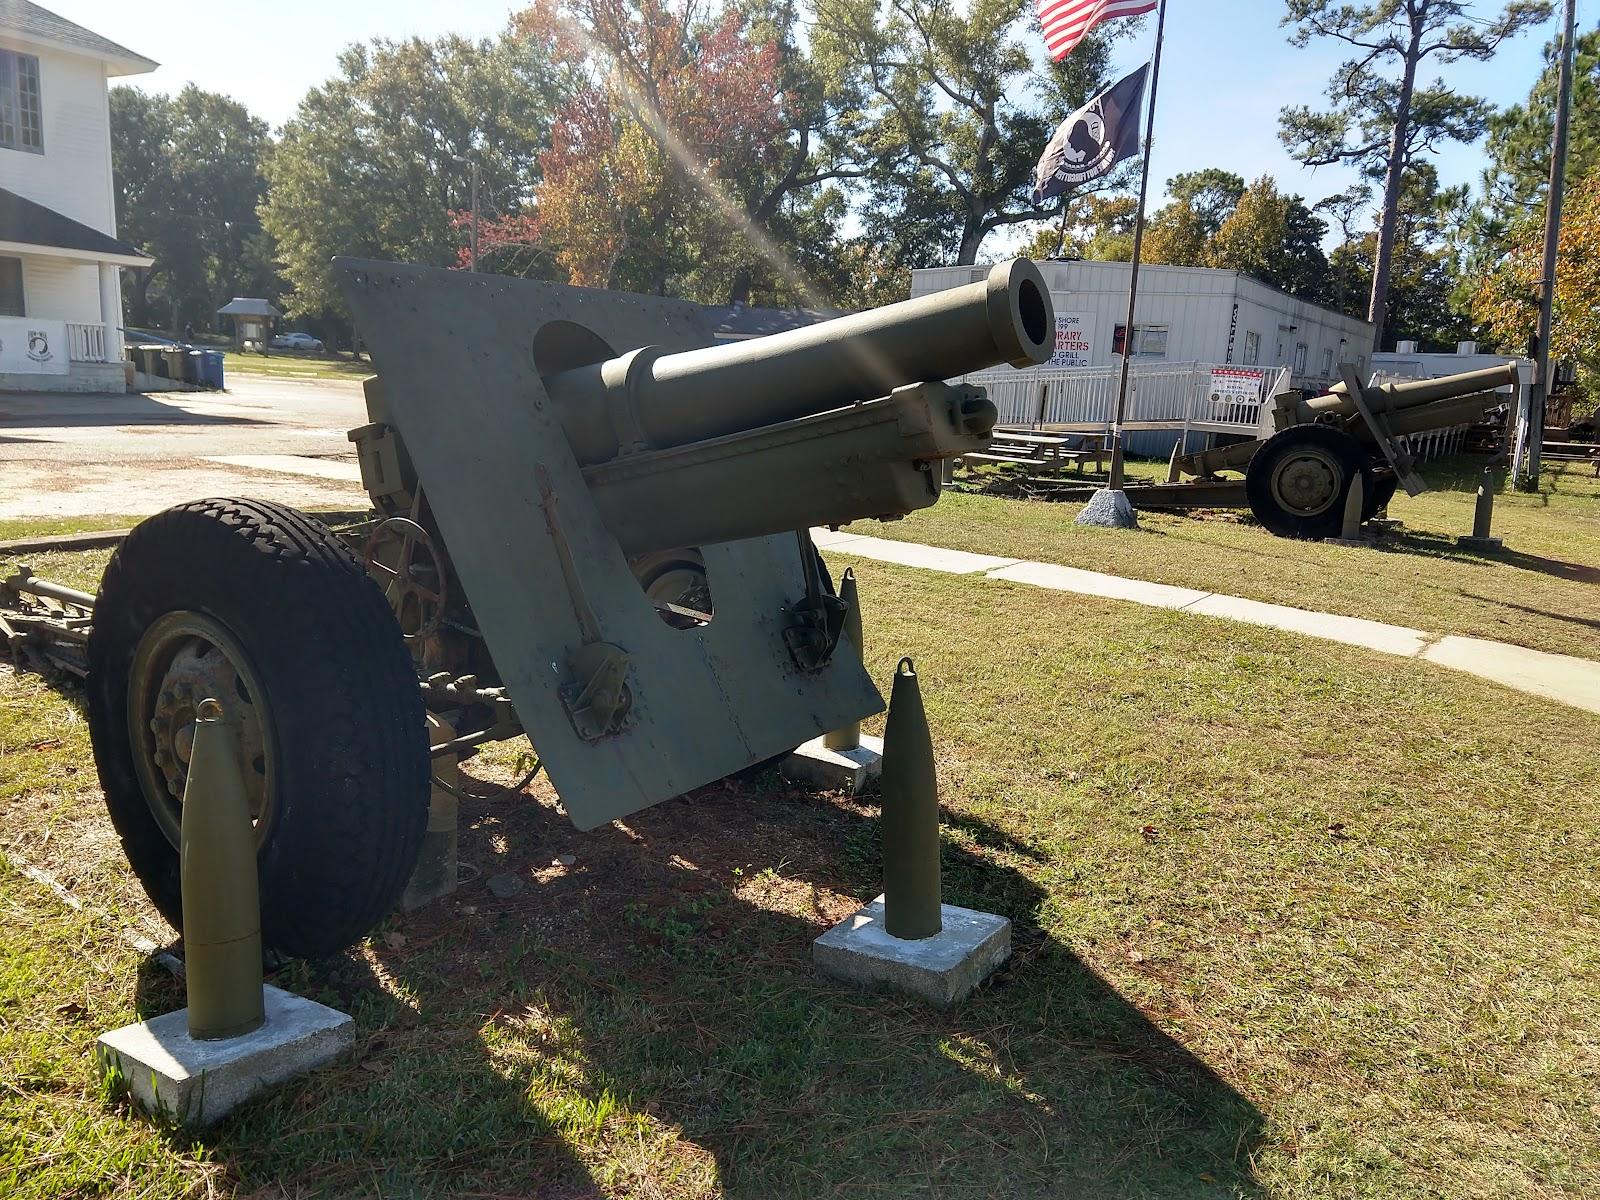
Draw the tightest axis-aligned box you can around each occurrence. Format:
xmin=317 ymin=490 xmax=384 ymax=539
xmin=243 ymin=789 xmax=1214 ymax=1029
xmin=1208 ymin=366 xmax=1263 ymax=405
xmin=0 ymin=318 xmax=69 ymax=376
xmin=1050 ymin=312 xmax=1096 ymax=368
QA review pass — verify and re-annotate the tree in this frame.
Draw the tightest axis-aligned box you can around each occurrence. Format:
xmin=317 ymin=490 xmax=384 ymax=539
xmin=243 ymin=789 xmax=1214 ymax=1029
xmin=1480 ymin=27 xmax=1599 ymax=225
xmin=813 ymin=0 xmax=1135 ymax=267
xmin=1141 ymin=169 xmax=1246 ymax=266
xmin=512 ymin=0 xmax=864 ymax=305
xmin=110 ymin=85 xmax=274 ymax=332
xmin=1279 ymin=0 xmax=1551 ymax=349
xmin=1329 ymin=166 xmax=1473 ymax=347
xmin=261 ymin=33 xmax=561 ymax=329
xmin=1473 ymin=168 xmax=1600 ymax=409
xmin=1205 ymin=175 xmax=1330 ymax=300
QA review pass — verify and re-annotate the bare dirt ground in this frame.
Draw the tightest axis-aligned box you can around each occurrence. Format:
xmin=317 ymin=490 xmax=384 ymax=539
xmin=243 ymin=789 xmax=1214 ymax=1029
xmin=0 ymin=376 xmax=373 ymax=519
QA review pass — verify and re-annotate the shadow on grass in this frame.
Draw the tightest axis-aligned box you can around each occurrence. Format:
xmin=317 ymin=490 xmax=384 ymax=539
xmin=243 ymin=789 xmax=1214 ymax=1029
xmin=1375 ymin=527 xmax=1600 ymax=586
xmin=134 ymin=773 xmax=1263 ymax=1197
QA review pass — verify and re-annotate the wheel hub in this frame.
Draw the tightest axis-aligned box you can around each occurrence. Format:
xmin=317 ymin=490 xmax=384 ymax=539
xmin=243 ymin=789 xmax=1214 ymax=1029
xmin=129 ymin=613 xmax=274 ymax=849
xmin=1272 ymin=450 xmax=1341 ymax=516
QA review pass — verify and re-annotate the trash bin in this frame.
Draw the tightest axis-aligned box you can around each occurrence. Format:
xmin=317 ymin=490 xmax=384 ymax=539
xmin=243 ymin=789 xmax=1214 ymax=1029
xmin=185 ymin=350 xmax=205 ymax=384
xmin=200 ymin=350 xmax=225 ymax=389
xmin=164 ymin=348 xmax=185 ymax=380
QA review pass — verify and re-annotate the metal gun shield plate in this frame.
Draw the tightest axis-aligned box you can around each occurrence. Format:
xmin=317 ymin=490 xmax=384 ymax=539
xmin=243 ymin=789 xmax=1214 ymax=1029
xmin=335 ymin=259 xmax=882 ymax=830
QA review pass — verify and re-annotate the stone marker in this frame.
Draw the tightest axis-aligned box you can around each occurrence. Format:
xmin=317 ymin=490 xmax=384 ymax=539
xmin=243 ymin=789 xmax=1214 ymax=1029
xmin=1075 ymin=487 xmax=1138 ymax=529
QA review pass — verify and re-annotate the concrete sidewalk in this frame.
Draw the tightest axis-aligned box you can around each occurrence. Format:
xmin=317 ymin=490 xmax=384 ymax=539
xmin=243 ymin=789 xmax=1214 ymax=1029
xmin=813 ymin=529 xmax=1600 ymax=717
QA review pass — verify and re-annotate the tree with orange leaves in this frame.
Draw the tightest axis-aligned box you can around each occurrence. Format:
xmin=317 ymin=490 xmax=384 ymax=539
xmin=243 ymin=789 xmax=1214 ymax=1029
xmin=507 ymin=0 xmax=868 ymax=305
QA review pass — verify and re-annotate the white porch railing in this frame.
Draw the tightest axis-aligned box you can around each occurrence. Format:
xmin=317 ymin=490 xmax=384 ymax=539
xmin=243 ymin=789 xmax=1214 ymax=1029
xmin=66 ymin=322 xmax=110 ymax=363
xmin=964 ymin=361 xmax=1291 ymax=440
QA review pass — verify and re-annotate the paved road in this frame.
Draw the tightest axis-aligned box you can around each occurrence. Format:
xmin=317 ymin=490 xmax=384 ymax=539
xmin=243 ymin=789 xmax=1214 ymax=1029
xmin=0 ymin=376 xmax=373 ymax=519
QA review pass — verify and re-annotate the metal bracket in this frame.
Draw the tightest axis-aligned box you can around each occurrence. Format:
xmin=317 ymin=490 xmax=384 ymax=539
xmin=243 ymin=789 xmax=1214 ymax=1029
xmin=600 ymin=347 xmax=660 ymax=457
xmin=783 ymin=529 xmax=847 ymax=673
xmin=535 ymin=464 xmax=634 ymax=740
xmin=1339 ymin=364 xmax=1426 ymax=497
xmin=560 ymin=641 xmax=633 ymax=741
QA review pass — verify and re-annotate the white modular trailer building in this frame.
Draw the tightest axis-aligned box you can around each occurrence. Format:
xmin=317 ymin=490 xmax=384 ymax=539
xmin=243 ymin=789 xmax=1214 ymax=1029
xmin=910 ymin=259 xmax=1377 ymax=457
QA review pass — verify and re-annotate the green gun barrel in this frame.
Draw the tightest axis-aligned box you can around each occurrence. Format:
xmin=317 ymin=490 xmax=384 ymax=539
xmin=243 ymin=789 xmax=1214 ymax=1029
xmin=544 ymin=258 xmax=1052 ymax=466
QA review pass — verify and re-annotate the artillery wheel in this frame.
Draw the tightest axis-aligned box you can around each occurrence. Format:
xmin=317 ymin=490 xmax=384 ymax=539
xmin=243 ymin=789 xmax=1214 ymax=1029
xmin=86 ymin=499 xmax=430 ymax=959
xmin=1245 ymin=425 xmax=1372 ymax=540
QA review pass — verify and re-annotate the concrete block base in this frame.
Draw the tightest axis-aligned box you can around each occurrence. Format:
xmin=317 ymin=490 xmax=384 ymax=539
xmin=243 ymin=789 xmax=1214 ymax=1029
xmin=780 ymin=734 xmax=883 ymax=796
xmin=814 ymin=895 xmax=1010 ymax=1006
xmin=1456 ymin=535 xmax=1504 ymax=551
xmin=1322 ymin=535 xmax=1374 ymax=548
xmin=97 ymin=984 xmax=354 ymax=1127
xmin=1075 ymin=488 xmax=1138 ymax=529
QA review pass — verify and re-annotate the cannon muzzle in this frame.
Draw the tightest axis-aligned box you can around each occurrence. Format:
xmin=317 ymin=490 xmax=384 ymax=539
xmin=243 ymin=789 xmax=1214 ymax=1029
xmin=544 ymin=258 xmax=1052 ymax=466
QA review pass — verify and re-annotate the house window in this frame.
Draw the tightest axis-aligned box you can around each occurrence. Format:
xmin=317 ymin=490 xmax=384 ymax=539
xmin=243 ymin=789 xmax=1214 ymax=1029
xmin=0 ymin=257 xmax=22 ymax=316
xmin=1243 ymin=330 xmax=1260 ymax=366
xmin=1113 ymin=324 xmax=1169 ymax=357
xmin=1294 ymin=343 xmax=1308 ymax=373
xmin=1321 ymin=348 xmax=1333 ymax=376
xmin=0 ymin=50 xmax=43 ymax=153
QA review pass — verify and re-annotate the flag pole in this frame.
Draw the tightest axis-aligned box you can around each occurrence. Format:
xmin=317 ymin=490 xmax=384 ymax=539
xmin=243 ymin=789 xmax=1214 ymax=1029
xmin=1053 ymin=191 xmax=1071 ymax=258
xmin=1107 ymin=0 xmax=1167 ymax=493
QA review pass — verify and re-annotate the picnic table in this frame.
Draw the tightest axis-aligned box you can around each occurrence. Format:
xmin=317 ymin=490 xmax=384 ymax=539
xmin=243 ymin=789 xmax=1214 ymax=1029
xmin=961 ymin=430 xmax=1109 ymax=475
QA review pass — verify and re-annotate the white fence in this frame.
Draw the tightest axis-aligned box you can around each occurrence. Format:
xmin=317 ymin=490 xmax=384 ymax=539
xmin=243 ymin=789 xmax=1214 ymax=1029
xmin=965 ymin=361 xmax=1290 ymax=441
xmin=66 ymin=322 xmax=110 ymax=363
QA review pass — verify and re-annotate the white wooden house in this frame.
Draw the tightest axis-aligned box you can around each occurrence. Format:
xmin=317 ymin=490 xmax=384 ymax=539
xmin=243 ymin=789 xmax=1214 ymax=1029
xmin=0 ymin=1 xmax=155 ymax=392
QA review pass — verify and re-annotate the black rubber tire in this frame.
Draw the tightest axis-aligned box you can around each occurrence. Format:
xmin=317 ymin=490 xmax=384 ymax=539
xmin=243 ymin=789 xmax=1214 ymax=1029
xmin=86 ymin=499 xmax=430 ymax=959
xmin=1363 ymin=474 xmax=1399 ymax=521
xmin=1245 ymin=425 xmax=1372 ymax=540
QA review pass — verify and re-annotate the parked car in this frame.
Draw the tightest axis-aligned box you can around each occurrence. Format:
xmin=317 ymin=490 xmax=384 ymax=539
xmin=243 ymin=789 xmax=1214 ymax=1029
xmin=269 ymin=332 xmax=325 ymax=353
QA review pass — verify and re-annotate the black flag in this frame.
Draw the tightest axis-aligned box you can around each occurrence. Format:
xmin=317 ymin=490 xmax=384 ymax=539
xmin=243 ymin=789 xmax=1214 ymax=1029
xmin=1032 ymin=63 xmax=1149 ymax=204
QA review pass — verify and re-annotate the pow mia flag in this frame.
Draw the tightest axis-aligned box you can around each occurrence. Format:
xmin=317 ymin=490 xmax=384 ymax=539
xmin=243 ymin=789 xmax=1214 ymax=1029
xmin=1031 ymin=63 xmax=1148 ymax=204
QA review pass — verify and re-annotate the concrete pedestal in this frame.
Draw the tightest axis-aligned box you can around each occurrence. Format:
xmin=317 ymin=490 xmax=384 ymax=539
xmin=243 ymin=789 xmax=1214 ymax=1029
xmin=780 ymin=734 xmax=883 ymax=796
xmin=814 ymin=895 xmax=1010 ymax=1006
xmin=1322 ymin=535 xmax=1374 ymax=548
xmin=1456 ymin=534 xmax=1504 ymax=551
xmin=97 ymin=985 xmax=354 ymax=1127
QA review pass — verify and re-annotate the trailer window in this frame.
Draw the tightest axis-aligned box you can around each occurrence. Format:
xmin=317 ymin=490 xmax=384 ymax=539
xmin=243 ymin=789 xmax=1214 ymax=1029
xmin=1243 ymin=330 xmax=1260 ymax=365
xmin=1113 ymin=324 xmax=1168 ymax=357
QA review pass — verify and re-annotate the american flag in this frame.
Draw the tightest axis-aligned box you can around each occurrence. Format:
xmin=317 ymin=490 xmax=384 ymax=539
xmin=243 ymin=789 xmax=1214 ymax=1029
xmin=1037 ymin=0 xmax=1156 ymax=60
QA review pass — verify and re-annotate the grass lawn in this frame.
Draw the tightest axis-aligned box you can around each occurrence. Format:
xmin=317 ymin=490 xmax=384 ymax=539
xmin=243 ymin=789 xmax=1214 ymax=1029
xmin=3 ymin=544 xmax=1598 ymax=1198
xmin=221 ymin=351 xmax=374 ymax=383
xmin=884 ymin=457 xmax=1600 ymax=661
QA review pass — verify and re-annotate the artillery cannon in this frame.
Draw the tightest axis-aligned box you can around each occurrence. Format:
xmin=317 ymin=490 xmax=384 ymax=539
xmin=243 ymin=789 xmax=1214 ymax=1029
xmin=1136 ymin=361 xmax=1522 ymax=538
xmin=74 ymin=258 xmax=1053 ymax=958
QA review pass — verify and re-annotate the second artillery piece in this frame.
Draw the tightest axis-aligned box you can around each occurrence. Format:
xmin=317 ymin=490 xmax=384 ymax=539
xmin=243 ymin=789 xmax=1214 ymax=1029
xmin=1055 ymin=361 xmax=1522 ymax=539
xmin=75 ymin=258 xmax=1055 ymax=959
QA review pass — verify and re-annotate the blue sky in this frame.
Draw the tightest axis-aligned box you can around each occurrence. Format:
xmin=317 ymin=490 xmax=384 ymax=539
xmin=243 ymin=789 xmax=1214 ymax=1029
xmin=58 ymin=0 xmax=1589 ymax=230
